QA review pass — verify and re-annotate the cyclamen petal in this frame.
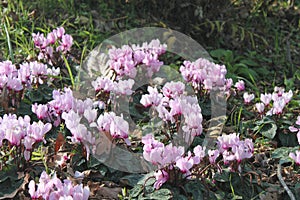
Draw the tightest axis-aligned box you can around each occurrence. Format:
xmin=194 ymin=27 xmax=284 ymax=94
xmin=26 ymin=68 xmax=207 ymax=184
xmin=289 ymin=126 xmax=298 ymax=132
xmin=255 ymin=102 xmax=265 ymax=113
xmin=83 ymin=107 xmax=97 ymax=123
xmin=260 ymin=93 xmax=272 ymax=105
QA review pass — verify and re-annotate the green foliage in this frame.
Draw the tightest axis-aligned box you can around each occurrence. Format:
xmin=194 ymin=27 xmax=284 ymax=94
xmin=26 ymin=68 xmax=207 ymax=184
xmin=253 ymin=117 xmax=277 ymax=139
xmin=0 ymin=166 xmax=25 ymax=199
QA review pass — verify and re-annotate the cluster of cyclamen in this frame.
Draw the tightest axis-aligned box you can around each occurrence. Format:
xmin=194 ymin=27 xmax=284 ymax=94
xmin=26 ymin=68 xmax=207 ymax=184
xmin=0 ymin=60 xmax=59 ymax=93
xmin=142 ymin=134 xmax=206 ymax=189
xmin=142 ymin=133 xmax=254 ymax=189
xmin=91 ymin=76 xmax=134 ymax=96
xmin=254 ymin=86 xmax=293 ymax=116
xmin=0 ymin=114 xmax=52 ymax=161
xmin=289 ymin=115 xmax=300 ymax=165
xmin=179 ymin=58 xmax=229 ymax=92
xmin=140 ymin=81 xmax=203 ymax=142
xmin=32 ymin=87 xmax=131 ymax=160
xmin=108 ymin=39 xmax=167 ymax=78
xmin=208 ymin=133 xmax=254 ymax=167
xmin=32 ymin=88 xmax=97 ymax=159
xmin=32 ymin=27 xmax=73 ymax=63
xmin=237 ymin=81 xmax=293 ymax=116
xmin=28 ymin=171 xmax=89 ymax=200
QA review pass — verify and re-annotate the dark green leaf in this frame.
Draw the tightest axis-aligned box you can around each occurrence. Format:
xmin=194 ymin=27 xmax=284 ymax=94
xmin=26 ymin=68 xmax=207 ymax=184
xmin=129 ymin=185 xmax=143 ymax=198
xmin=184 ymin=180 xmax=203 ymax=200
xmin=120 ymin=174 xmax=144 ymax=187
xmin=146 ymin=188 xmax=172 ymax=200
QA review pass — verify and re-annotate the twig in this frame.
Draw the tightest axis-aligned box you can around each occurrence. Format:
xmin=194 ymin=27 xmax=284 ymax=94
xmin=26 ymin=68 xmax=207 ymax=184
xmin=277 ymin=163 xmax=295 ymax=200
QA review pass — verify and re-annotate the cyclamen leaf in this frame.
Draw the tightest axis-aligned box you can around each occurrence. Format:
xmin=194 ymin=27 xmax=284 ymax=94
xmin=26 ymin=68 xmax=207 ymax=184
xmin=184 ymin=180 xmax=204 ymax=200
xmin=260 ymin=122 xmax=277 ymax=139
xmin=146 ymin=189 xmax=173 ymax=200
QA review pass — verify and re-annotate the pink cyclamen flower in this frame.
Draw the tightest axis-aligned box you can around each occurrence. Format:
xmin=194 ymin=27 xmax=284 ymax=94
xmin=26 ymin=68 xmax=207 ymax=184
xmin=109 ymin=115 xmax=131 ymax=145
xmin=54 ymin=27 xmax=65 ymax=38
xmin=289 ymin=151 xmax=300 ymax=165
xmin=0 ymin=60 xmax=17 ymax=76
xmin=274 ymin=86 xmax=285 ymax=96
xmin=18 ymin=63 xmax=31 ymax=83
xmin=91 ymin=76 xmax=114 ymax=93
xmin=272 ymin=98 xmax=286 ymax=115
xmin=32 ymin=32 xmax=47 ymax=49
xmin=282 ymin=90 xmax=293 ymax=104
xmin=113 ymin=79 xmax=135 ymax=95
xmin=193 ymin=145 xmax=206 ymax=164
xmin=235 ymin=80 xmax=245 ymax=91
xmin=260 ymin=93 xmax=272 ymax=106
xmin=153 ymin=170 xmax=169 ymax=189
xmin=140 ymin=86 xmax=163 ymax=107
xmin=29 ymin=121 xmax=52 ymax=143
xmin=243 ymin=92 xmax=255 ymax=104
xmin=162 ymin=81 xmax=185 ymax=99
xmin=255 ymin=102 xmax=265 ymax=114
xmin=83 ymin=107 xmax=98 ymax=124
xmin=6 ymin=78 xmax=23 ymax=91
xmin=225 ymin=78 xmax=233 ymax=90
xmin=232 ymin=139 xmax=253 ymax=163
xmin=32 ymin=103 xmax=49 ymax=120
xmin=217 ymin=133 xmax=240 ymax=152
xmin=96 ymin=112 xmax=131 ymax=145
xmin=208 ymin=149 xmax=220 ymax=164
xmin=176 ymin=155 xmax=194 ymax=177
xmin=56 ymin=34 xmax=73 ymax=53
xmin=46 ymin=32 xmax=56 ymax=44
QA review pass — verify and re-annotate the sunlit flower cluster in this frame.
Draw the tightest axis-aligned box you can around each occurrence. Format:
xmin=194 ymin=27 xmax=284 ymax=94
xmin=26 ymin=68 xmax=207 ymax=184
xmin=108 ymin=39 xmax=167 ymax=78
xmin=32 ymin=88 xmax=100 ymax=160
xmin=254 ymin=86 xmax=293 ymax=116
xmin=0 ymin=114 xmax=52 ymax=160
xmin=93 ymin=111 xmax=131 ymax=145
xmin=32 ymin=88 xmax=96 ymax=126
xmin=140 ymin=81 xmax=203 ymax=142
xmin=0 ymin=60 xmax=59 ymax=94
xmin=142 ymin=134 xmax=206 ymax=189
xmin=28 ymin=171 xmax=89 ymax=200
xmin=32 ymin=87 xmax=133 ymax=160
xmin=91 ymin=76 xmax=135 ymax=95
xmin=179 ymin=58 xmax=229 ymax=92
xmin=211 ymin=133 xmax=254 ymax=166
xmin=32 ymin=27 xmax=73 ymax=64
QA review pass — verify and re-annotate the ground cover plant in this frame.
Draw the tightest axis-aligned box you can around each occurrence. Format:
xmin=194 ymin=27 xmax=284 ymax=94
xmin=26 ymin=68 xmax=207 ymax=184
xmin=0 ymin=0 xmax=299 ymax=199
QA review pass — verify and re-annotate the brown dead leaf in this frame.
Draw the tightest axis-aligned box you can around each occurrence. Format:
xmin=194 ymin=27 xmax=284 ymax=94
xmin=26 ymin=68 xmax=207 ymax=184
xmin=55 ymin=132 xmax=65 ymax=154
